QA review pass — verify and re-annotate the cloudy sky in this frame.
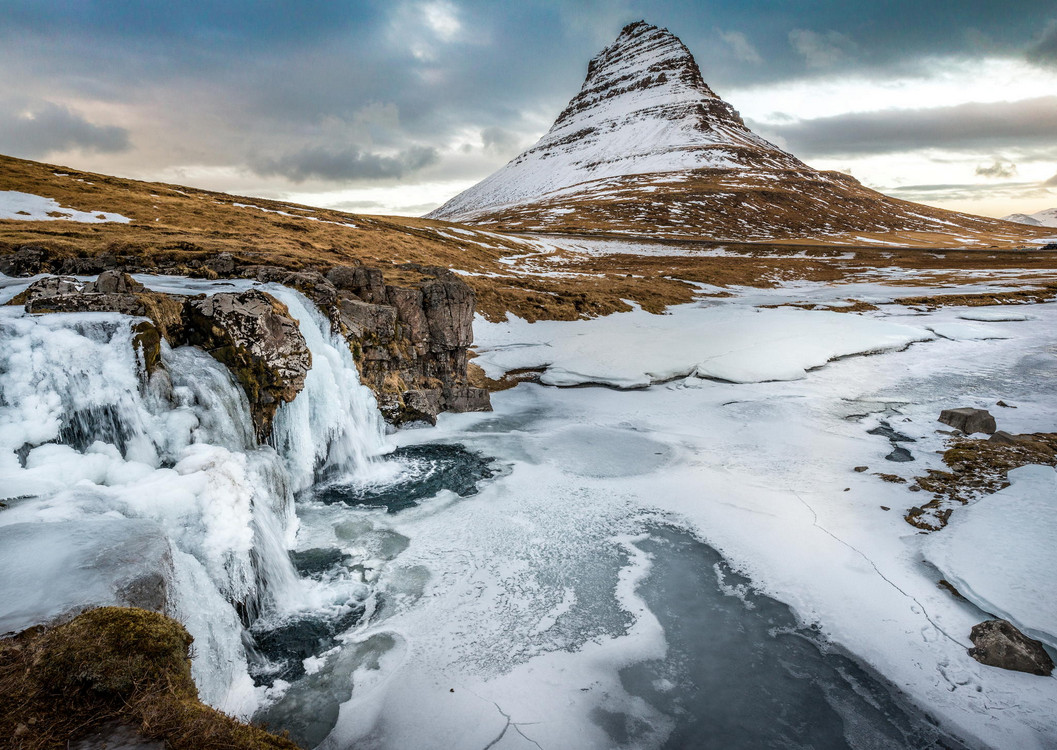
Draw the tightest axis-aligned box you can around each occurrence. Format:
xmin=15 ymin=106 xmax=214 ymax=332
xmin=2 ymin=0 xmax=1056 ymax=218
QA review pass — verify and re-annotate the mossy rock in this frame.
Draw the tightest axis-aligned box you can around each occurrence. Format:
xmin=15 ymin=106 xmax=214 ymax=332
xmin=33 ymin=607 xmax=194 ymax=700
xmin=0 ymin=607 xmax=301 ymax=750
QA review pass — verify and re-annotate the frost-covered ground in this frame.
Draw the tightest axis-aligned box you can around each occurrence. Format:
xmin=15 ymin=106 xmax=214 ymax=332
xmin=295 ymin=282 xmax=1057 ymax=750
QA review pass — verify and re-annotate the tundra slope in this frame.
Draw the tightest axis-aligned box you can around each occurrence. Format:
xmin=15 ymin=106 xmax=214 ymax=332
xmin=430 ymin=21 xmax=1051 ymax=248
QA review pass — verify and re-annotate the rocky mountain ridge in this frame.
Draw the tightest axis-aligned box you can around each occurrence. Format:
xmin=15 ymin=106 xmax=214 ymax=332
xmin=429 ymin=21 xmax=1050 ymax=248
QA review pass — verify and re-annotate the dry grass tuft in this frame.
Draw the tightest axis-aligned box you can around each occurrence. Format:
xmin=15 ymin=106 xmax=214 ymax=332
xmin=0 ymin=607 xmax=300 ymax=750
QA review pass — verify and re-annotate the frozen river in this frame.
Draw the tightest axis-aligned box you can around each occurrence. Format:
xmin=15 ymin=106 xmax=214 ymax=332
xmin=1 ymin=273 xmax=1055 ymax=748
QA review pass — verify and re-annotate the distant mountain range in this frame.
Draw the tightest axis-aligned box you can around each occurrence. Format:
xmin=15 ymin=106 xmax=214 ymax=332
xmin=1002 ymin=208 xmax=1057 ymax=228
xmin=430 ymin=21 xmax=1050 ymax=248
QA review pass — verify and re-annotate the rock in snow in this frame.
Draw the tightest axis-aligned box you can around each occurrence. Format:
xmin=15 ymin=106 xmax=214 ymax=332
xmin=968 ymin=620 xmax=1054 ymax=676
xmin=938 ymin=408 xmax=997 ymax=435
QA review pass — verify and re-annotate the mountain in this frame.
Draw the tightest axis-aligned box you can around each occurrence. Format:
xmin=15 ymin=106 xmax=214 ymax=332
xmin=1002 ymin=208 xmax=1057 ymax=228
xmin=429 ymin=21 xmax=1049 ymax=248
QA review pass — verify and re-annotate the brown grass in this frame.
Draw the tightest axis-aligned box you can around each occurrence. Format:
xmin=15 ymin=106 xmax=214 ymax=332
xmin=458 ymin=167 xmax=1054 ymax=248
xmin=894 ymin=283 xmax=1057 ymax=309
xmin=0 ymin=607 xmax=299 ymax=750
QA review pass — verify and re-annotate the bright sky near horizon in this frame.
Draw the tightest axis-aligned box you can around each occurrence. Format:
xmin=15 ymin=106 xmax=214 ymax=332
xmin=1 ymin=1 xmax=1056 ymax=219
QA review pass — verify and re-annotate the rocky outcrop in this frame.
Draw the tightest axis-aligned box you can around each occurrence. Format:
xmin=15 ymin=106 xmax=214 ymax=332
xmin=9 ymin=274 xmax=311 ymax=440
xmin=968 ymin=619 xmax=1054 ymax=675
xmin=182 ymin=291 xmax=312 ymax=440
xmin=326 ymin=264 xmax=490 ymax=424
xmin=938 ymin=408 xmax=997 ymax=435
xmin=8 ymin=263 xmax=488 ymax=428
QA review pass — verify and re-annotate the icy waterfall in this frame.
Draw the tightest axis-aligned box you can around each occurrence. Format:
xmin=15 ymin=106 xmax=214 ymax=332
xmin=0 ymin=281 xmax=387 ymax=717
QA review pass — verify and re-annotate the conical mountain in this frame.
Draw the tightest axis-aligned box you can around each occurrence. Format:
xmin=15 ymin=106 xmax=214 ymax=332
xmin=430 ymin=22 xmax=1047 ymax=247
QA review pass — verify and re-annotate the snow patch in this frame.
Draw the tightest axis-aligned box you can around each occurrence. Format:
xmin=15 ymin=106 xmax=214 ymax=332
xmin=0 ymin=191 xmax=131 ymax=223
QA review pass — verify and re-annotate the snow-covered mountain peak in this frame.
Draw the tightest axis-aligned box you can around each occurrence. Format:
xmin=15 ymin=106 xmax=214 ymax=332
xmin=551 ymin=20 xmax=720 ymax=130
xmin=429 ymin=20 xmax=802 ymax=222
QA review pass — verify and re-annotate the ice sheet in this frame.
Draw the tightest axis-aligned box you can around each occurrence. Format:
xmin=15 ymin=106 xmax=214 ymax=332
xmin=474 ymin=304 xmax=935 ymax=387
xmin=925 ymin=464 xmax=1057 ymax=649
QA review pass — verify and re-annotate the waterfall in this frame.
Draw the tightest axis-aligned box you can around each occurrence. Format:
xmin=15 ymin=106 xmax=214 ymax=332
xmin=0 ymin=279 xmax=391 ymax=718
xmin=267 ymin=285 xmax=389 ymax=492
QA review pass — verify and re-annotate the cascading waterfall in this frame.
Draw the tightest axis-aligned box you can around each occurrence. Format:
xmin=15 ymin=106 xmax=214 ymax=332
xmin=0 ymin=279 xmax=392 ymax=718
xmin=267 ymin=285 xmax=389 ymax=492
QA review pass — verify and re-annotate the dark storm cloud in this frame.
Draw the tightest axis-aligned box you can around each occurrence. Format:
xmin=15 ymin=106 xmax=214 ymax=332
xmin=252 ymin=145 xmax=439 ymax=182
xmin=0 ymin=100 xmax=129 ymax=158
xmin=3 ymin=0 xmax=1057 ymax=199
xmin=755 ymin=97 xmax=1057 ymax=157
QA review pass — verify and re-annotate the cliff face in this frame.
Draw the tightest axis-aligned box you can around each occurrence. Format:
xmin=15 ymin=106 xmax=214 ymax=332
xmin=2 ymin=249 xmax=491 ymax=429
xmin=256 ymin=263 xmax=490 ymax=424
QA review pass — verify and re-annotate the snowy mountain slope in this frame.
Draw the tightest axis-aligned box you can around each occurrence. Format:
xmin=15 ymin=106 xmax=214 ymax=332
xmin=431 ymin=21 xmax=802 ymax=220
xmin=429 ymin=22 xmax=1051 ymax=247
xmin=1002 ymin=208 xmax=1057 ymax=228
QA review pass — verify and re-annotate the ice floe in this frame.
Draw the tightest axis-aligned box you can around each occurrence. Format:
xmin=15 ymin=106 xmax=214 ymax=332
xmin=474 ymin=303 xmax=935 ymax=387
xmin=924 ymin=464 xmax=1057 ymax=650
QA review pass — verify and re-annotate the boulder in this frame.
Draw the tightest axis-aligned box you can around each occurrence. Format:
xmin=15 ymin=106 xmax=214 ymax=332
xmin=0 ymin=245 xmax=46 ymax=276
xmin=183 ymin=289 xmax=311 ymax=439
xmin=402 ymin=389 xmax=444 ymax=424
xmin=57 ymin=253 xmax=123 ymax=275
xmin=968 ymin=619 xmax=1054 ymax=675
xmin=206 ymin=252 xmax=236 ymax=276
xmin=327 ymin=265 xmax=387 ymax=304
xmin=91 ymin=269 xmax=144 ymax=295
xmin=938 ymin=408 xmax=997 ymax=435
xmin=885 ymin=446 xmax=914 ymax=462
xmin=386 ymin=286 xmax=430 ymax=346
xmin=16 ymin=273 xmax=146 ymax=317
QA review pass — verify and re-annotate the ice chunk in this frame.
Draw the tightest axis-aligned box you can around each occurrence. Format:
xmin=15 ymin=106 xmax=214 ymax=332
xmin=957 ymin=310 xmax=1032 ymax=322
xmin=924 ymin=465 xmax=1057 ymax=649
xmin=0 ymin=518 xmax=172 ymax=634
xmin=926 ymin=322 xmax=1008 ymax=341
xmin=474 ymin=305 xmax=934 ymax=388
